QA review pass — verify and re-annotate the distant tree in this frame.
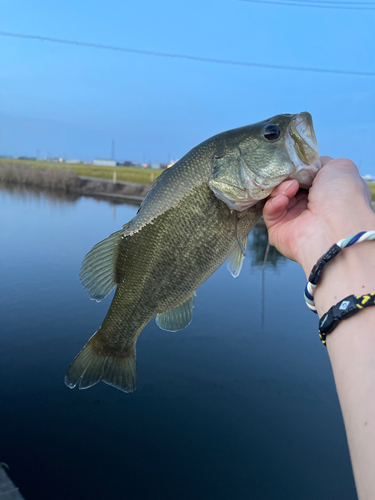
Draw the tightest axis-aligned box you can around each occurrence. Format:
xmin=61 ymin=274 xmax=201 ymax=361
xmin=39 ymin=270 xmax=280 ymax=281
xmin=247 ymin=223 xmax=286 ymax=268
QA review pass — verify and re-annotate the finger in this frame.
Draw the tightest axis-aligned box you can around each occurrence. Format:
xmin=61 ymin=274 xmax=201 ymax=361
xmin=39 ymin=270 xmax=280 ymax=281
xmin=286 ymin=196 xmax=298 ymax=210
xmin=285 ymin=197 xmax=308 ymax=218
xmin=264 ymin=194 xmax=308 ymax=229
xmin=320 ymin=156 xmax=334 ymax=167
xmin=271 ymin=197 xmax=308 ymax=227
xmin=268 ymin=179 xmax=299 ymax=199
xmin=263 ymin=193 xmax=290 ymax=221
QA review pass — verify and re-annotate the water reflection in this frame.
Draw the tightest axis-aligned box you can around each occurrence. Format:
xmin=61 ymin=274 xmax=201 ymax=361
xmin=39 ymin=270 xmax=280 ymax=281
xmin=0 ymin=186 xmax=357 ymax=500
xmin=0 ymin=182 xmax=81 ymax=205
xmin=0 ymin=182 xmax=139 ymax=213
xmin=247 ymin=222 xmax=286 ymax=268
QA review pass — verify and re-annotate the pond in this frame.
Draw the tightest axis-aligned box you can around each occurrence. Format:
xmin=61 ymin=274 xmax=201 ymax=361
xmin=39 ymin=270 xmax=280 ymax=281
xmin=0 ymin=185 xmax=357 ymax=500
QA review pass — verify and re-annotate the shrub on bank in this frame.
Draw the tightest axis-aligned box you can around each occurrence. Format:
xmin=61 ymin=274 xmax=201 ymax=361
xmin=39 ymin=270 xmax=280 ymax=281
xmin=0 ymin=162 xmax=79 ymax=192
xmin=0 ymin=158 xmax=163 ymax=184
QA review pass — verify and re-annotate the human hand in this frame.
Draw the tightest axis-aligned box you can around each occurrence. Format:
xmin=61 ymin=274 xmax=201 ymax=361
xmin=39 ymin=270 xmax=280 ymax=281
xmin=263 ymin=157 xmax=375 ymax=276
xmin=264 ymin=157 xmax=375 ymax=500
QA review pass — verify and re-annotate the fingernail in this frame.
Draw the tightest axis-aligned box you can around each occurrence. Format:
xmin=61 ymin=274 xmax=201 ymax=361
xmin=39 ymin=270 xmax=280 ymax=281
xmin=284 ymin=180 xmax=295 ymax=192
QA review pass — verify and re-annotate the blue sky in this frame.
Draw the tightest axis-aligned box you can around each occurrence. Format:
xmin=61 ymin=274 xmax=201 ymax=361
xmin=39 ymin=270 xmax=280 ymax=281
xmin=1 ymin=0 xmax=374 ymax=173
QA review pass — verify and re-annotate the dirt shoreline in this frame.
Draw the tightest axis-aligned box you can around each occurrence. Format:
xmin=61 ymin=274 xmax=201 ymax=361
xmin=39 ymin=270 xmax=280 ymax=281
xmin=74 ymin=176 xmax=151 ymax=205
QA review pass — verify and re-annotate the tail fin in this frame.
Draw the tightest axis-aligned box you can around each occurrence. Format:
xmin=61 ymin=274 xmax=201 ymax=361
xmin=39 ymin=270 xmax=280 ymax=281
xmin=64 ymin=335 xmax=136 ymax=393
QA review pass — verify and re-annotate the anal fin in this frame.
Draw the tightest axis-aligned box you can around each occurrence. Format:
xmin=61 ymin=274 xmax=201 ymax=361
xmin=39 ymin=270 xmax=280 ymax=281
xmin=156 ymin=293 xmax=195 ymax=332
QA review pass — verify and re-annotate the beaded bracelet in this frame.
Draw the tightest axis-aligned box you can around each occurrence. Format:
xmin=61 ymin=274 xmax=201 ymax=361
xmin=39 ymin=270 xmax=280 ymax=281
xmin=304 ymin=231 xmax=375 ymax=313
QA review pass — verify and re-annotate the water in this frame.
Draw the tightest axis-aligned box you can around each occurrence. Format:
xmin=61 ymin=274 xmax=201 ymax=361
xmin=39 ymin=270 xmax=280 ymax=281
xmin=0 ymin=185 xmax=357 ymax=500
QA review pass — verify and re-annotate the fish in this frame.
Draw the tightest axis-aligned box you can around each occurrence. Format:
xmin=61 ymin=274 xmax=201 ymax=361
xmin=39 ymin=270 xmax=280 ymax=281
xmin=65 ymin=111 xmax=320 ymax=393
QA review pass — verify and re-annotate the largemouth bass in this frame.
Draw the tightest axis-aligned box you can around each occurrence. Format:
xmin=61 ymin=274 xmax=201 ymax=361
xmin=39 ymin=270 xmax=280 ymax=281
xmin=65 ymin=112 xmax=320 ymax=393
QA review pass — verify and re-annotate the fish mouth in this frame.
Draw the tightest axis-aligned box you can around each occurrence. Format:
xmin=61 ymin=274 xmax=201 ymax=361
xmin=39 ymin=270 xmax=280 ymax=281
xmin=285 ymin=113 xmax=321 ymax=188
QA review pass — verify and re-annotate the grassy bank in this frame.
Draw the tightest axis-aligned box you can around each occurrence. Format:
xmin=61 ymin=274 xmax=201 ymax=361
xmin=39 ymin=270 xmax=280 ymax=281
xmin=0 ymin=161 xmax=80 ymax=192
xmin=0 ymin=158 xmax=164 ymax=184
xmin=367 ymin=182 xmax=375 ymax=200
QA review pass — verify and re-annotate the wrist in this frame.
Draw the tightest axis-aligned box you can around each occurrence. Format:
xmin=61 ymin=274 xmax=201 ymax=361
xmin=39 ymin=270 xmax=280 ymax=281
xmin=313 ymin=239 xmax=375 ymax=316
xmin=298 ymin=209 xmax=375 ymax=279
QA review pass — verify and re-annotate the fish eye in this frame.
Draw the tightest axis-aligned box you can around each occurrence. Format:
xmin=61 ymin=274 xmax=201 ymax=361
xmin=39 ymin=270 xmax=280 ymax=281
xmin=263 ymin=124 xmax=281 ymax=141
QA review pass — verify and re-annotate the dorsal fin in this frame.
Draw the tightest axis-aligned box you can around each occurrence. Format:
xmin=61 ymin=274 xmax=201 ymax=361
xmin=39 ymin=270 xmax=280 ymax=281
xmin=156 ymin=293 xmax=196 ymax=331
xmin=79 ymin=222 xmax=130 ymax=302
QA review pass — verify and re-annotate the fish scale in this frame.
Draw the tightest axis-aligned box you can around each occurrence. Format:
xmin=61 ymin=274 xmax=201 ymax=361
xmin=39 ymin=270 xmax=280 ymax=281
xmin=99 ymin=185 xmax=262 ymax=353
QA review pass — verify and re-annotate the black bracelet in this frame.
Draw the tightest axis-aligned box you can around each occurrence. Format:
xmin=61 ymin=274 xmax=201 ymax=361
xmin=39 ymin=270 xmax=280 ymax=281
xmin=319 ymin=293 xmax=375 ymax=345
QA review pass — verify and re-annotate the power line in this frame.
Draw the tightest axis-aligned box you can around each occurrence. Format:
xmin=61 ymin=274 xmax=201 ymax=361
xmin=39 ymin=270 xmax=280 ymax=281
xmin=239 ymin=0 xmax=375 ymax=8
xmin=302 ymin=0 xmax=375 ymax=3
xmin=298 ymin=0 xmax=375 ymax=4
xmin=237 ymin=0 xmax=375 ymax=8
xmin=1 ymin=30 xmax=374 ymax=77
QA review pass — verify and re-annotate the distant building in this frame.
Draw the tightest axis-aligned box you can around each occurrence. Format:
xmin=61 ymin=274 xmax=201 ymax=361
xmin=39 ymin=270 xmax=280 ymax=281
xmin=363 ymin=174 xmax=375 ymax=182
xmin=65 ymin=159 xmax=83 ymax=164
xmin=93 ymin=159 xmax=117 ymax=167
xmin=150 ymin=162 xmax=161 ymax=169
xmin=44 ymin=157 xmax=61 ymax=162
xmin=117 ymin=160 xmax=138 ymax=167
xmin=121 ymin=162 xmax=144 ymax=168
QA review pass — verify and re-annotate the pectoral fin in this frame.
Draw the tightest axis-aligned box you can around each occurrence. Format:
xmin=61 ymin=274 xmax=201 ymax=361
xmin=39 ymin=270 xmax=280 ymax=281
xmin=232 ymin=211 xmax=247 ymax=257
xmin=156 ymin=293 xmax=196 ymax=331
xmin=227 ymin=235 xmax=248 ymax=278
xmin=79 ymin=221 xmax=130 ymax=302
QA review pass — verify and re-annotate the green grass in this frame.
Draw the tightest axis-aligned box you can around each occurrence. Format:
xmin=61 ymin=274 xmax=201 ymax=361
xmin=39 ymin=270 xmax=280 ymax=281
xmin=0 ymin=158 xmax=164 ymax=184
xmin=367 ymin=182 xmax=375 ymax=201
